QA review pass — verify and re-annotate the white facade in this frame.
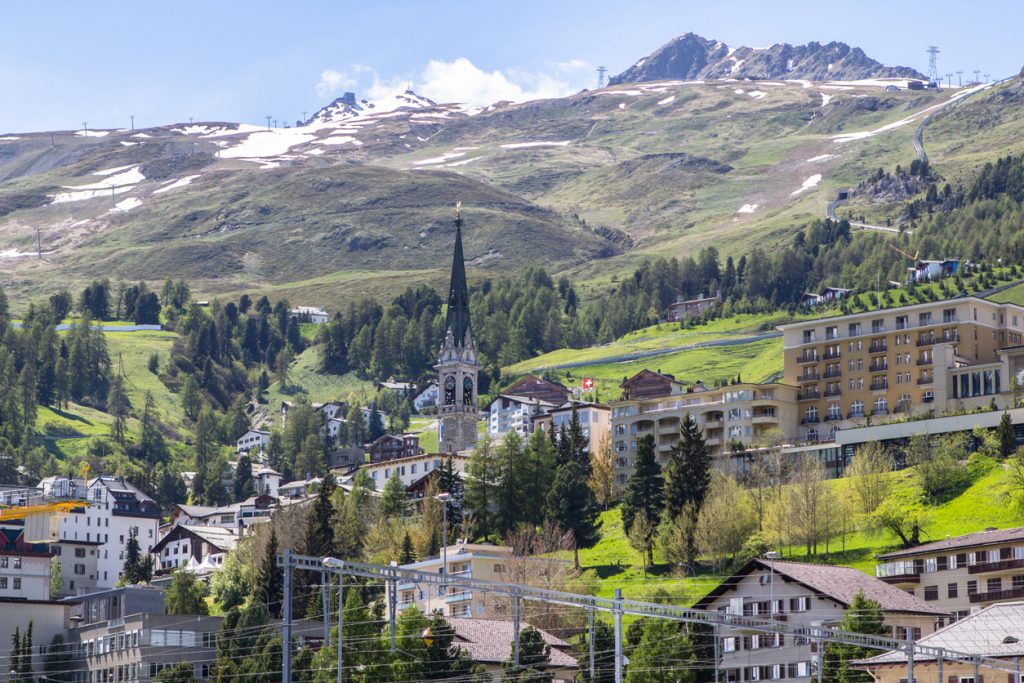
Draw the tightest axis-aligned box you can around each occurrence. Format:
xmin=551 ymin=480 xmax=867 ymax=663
xmin=487 ymin=395 xmax=554 ymax=437
xmin=290 ymin=306 xmax=329 ymax=324
xmin=364 ymin=453 xmax=468 ymax=490
xmin=413 ymin=382 xmax=439 ymax=412
xmin=236 ymin=429 xmax=270 ymax=453
xmin=0 ymin=552 xmax=51 ymax=601
xmin=55 ymin=478 xmax=160 ymax=593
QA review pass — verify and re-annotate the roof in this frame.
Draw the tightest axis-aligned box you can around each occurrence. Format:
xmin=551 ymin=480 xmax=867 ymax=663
xmin=877 ymin=526 xmax=1024 ymax=560
xmin=445 ymin=212 xmax=471 ymax=347
xmin=364 ymin=452 xmax=468 ymax=468
xmin=695 ymin=559 xmax=946 ymax=616
xmin=174 ymin=504 xmax=218 ymax=519
xmin=489 ymin=394 xmax=558 ymax=409
xmin=448 ymin=618 xmax=577 ymax=669
xmin=856 ymin=602 xmax=1024 ymax=665
xmin=152 ymin=525 xmax=238 ymax=554
xmin=777 ymin=296 xmax=1024 ymax=332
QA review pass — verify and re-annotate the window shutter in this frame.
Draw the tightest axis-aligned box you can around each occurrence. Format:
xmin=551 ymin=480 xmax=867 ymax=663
xmin=949 ymin=676 xmax=957 ymax=683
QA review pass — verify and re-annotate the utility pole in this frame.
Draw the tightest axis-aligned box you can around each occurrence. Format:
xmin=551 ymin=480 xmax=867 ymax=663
xmin=926 ymin=46 xmax=940 ymax=85
xmin=614 ymin=588 xmax=624 ymax=683
xmin=321 ymin=570 xmax=330 ymax=644
xmin=388 ymin=563 xmax=397 ymax=654
xmin=985 ymin=73 xmax=991 ymax=84
xmin=957 ymin=70 xmax=963 ymax=87
xmin=189 ymin=116 xmax=193 ymax=124
xmin=945 ymin=73 xmax=953 ymax=88
xmin=588 ymin=608 xmax=596 ymax=680
xmin=82 ymin=121 xmax=88 ymax=135
xmin=273 ymin=119 xmax=278 ymax=129
xmin=129 ymin=115 xmax=135 ymax=131
xmin=301 ymin=111 xmax=307 ymax=124
xmin=974 ymin=69 xmax=981 ymax=85
xmin=512 ymin=587 xmax=521 ymax=666
xmin=283 ymin=548 xmax=292 ymax=683
xmin=337 ymin=575 xmax=344 ymax=683
xmin=266 ymin=115 xmax=272 ymax=130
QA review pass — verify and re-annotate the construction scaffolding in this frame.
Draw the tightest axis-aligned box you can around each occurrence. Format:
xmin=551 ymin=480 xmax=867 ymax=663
xmin=278 ymin=551 xmax=1024 ymax=683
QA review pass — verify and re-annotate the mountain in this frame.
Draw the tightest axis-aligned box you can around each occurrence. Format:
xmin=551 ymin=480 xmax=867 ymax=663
xmin=610 ymin=33 xmax=927 ymax=84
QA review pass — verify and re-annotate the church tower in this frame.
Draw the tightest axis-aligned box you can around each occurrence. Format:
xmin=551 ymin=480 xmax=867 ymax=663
xmin=437 ymin=202 xmax=479 ymax=454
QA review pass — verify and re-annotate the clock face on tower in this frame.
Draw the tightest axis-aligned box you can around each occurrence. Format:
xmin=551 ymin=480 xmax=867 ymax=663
xmin=444 ymin=375 xmax=456 ymax=405
xmin=463 ymin=376 xmax=474 ymax=405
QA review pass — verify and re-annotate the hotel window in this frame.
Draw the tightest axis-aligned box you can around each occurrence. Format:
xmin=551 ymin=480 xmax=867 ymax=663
xmin=924 ymin=585 xmax=938 ymax=601
xmin=872 ymin=319 xmax=885 ymax=333
xmin=826 ymin=326 xmax=838 ymax=340
xmin=967 ymin=580 xmax=977 ymax=595
xmin=948 ymin=583 xmax=958 ymax=598
xmin=848 ymin=323 xmax=861 ymax=336
xmin=987 ymin=577 xmax=1002 ymax=592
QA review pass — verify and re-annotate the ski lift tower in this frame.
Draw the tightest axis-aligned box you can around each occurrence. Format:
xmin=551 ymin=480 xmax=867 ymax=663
xmin=926 ymin=46 xmax=940 ymax=86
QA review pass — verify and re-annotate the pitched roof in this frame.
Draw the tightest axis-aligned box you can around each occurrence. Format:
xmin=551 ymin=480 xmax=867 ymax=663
xmin=152 ymin=524 xmax=237 ymax=554
xmin=856 ymin=601 xmax=1024 ymax=665
xmin=448 ymin=618 xmax=578 ymax=669
xmin=175 ymin=504 xmax=218 ymax=519
xmin=695 ymin=559 xmax=946 ymax=616
xmin=876 ymin=526 xmax=1024 ymax=559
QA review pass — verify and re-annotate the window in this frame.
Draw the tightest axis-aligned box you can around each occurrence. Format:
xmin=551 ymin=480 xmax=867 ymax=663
xmin=75 ymin=547 xmax=86 ymax=558
xmin=987 ymin=577 xmax=1002 ymax=592
xmin=0 ymin=578 xmax=6 ymax=589
xmin=924 ymin=585 xmax=938 ymax=601
xmin=12 ymin=558 xmax=20 ymax=569
xmin=74 ymin=563 xmax=86 ymax=575
xmin=967 ymin=580 xmax=978 ymax=595
xmin=947 ymin=583 xmax=958 ymax=598
xmin=12 ymin=578 xmax=20 ymax=590
xmin=1013 ymin=575 xmax=1024 ymax=590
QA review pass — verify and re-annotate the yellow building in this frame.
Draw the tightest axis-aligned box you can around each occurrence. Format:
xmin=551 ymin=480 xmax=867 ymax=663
xmin=608 ymin=370 xmax=798 ymax=486
xmin=779 ymin=297 xmax=1024 ymax=443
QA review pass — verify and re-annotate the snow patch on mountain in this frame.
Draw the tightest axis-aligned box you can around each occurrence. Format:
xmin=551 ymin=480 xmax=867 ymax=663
xmin=792 ymin=174 xmax=823 ymax=195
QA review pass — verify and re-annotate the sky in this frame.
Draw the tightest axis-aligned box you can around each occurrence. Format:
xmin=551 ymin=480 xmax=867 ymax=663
xmin=1 ymin=0 xmax=1021 ymax=134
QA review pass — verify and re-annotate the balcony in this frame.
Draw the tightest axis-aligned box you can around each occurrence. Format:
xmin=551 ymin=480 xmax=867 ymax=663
xmin=916 ymin=358 xmax=933 ymax=366
xmin=868 ymin=362 xmax=888 ymax=373
xmin=879 ymin=573 xmax=921 ymax=585
xmin=969 ymin=587 xmax=1024 ymax=604
xmin=798 ymin=352 xmax=820 ymax=364
xmin=798 ymin=390 xmax=820 ymax=401
xmin=398 ymin=581 xmax=416 ymax=591
xmin=916 ymin=337 xmax=936 ymax=347
xmin=799 ymin=372 xmax=821 ymax=383
xmin=801 ymin=417 xmax=820 ymax=425
xmin=869 ymin=341 xmax=888 ymax=354
xmin=968 ymin=558 xmax=1024 ymax=575
xmin=870 ymin=408 xmax=890 ymax=416
xmin=847 ymin=411 xmax=866 ymax=419
xmin=869 ymin=381 xmax=888 ymax=391
xmin=823 ymin=414 xmax=842 ymax=422
xmin=445 ymin=591 xmax=473 ymax=604
xmin=752 ymin=415 xmax=778 ymax=425
xmin=917 ymin=377 xmax=934 ymax=385
xmin=823 ymin=369 xmax=842 ymax=379
xmin=824 ymin=349 xmax=841 ymax=360
xmin=941 ymin=332 xmax=961 ymax=343
xmin=824 ymin=388 xmax=842 ymax=398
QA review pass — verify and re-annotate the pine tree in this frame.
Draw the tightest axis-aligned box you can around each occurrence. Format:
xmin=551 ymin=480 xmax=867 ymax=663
xmin=399 ymin=531 xmax=415 ymax=564
xmin=997 ymin=412 xmax=1016 ymax=458
xmin=567 ymin=408 xmax=590 ymax=474
xmin=380 ymin=473 xmax=409 ymax=519
xmin=234 ymin=454 xmax=255 ymax=502
xmin=620 ymin=434 xmax=664 ymax=538
xmin=254 ymin=528 xmax=284 ymax=618
xmin=120 ymin=527 xmax=151 ymax=585
xmin=663 ymin=414 xmax=712 ymax=560
xmin=368 ymin=403 xmax=386 ymax=441
xmin=822 ymin=591 xmax=887 ymax=683
xmin=345 ymin=404 xmax=366 ymax=447
xmin=137 ymin=392 xmax=169 ymax=464
xmin=438 ymin=456 xmax=464 ymax=529
xmin=181 ymin=375 xmax=203 ymax=421
xmin=165 ymin=569 xmax=209 ymax=615
xmin=464 ymin=435 xmax=500 ymax=540
xmin=545 ymin=462 xmax=601 ymax=569
xmin=625 ymin=619 xmax=694 ymax=683
xmin=496 ymin=430 xmax=527 ymax=535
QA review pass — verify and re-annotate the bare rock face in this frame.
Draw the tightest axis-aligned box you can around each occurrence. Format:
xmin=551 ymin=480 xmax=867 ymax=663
xmin=611 ymin=33 xmax=927 ymax=84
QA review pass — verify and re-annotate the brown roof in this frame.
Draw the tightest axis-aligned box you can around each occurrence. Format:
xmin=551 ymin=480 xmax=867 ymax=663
xmin=695 ymin=559 xmax=946 ymax=616
xmin=876 ymin=526 xmax=1024 ymax=560
xmin=448 ymin=618 xmax=578 ymax=669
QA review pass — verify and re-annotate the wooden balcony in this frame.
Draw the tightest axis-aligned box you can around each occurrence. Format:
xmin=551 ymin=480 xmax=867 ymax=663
xmin=969 ymin=586 xmax=1024 ymax=604
xmin=968 ymin=558 xmax=1024 ymax=574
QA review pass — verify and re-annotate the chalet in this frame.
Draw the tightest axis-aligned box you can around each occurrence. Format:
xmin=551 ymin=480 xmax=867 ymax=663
xmin=413 ymin=381 xmax=439 ymax=412
xmin=502 ymin=374 xmax=571 ymax=404
xmin=907 ymin=258 xmax=963 ymax=284
xmin=235 ymin=429 xmax=270 ymax=453
xmin=151 ymin=524 xmax=237 ymax=574
xmin=448 ymin=618 xmax=578 ymax=682
xmin=377 ymin=380 xmax=415 ymax=396
xmin=289 ymin=306 xmax=328 ymax=324
xmin=800 ymin=286 xmax=853 ymax=308
xmin=618 ymin=369 xmax=685 ymax=401
xmin=665 ymin=294 xmax=721 ymax=322
xmin=365 ymin=433 xmax=424 ymax=463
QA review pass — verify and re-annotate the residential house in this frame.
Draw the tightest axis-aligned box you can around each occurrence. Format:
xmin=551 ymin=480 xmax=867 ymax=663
xmin=377 ymin=380 xmax=416 ymax=396
xmin=0 ymin=599 xmax=75 ymax=677
xmin=855 ymin=602 xmax=1024 ymax=683
xmin=666 ymin=294 xmax=722 ymax=322
xmin=487 ymin=395 xmax=557 ymax=437
xmin=390 ymin=543 xmax=515 ymax=618
xmin=907 ymin=259 xmax=963 ymax=284
xmin=800 ymin=287 xmax=853 ymax=308
xmin=874 ymin=525 xmax=1024 ymax=621
xmin=0 ymin=527 xmax=53 ymax=601
xmin=779 ymin=297 xmax=1024 ymax=445
xmin=413 ymin=381 xmax=439 ymax=413
xmin=235 ymin=429 xmax=270 ymax=453
xmin=696 ymin=558 xmax=946 ymax=683
xmin=502 ymin=375 xmax=571 ymax=404
xmin=609 ymin=370 xmax=798 ymax=487
xmin=448 ymin=617 xmax=579 ymax=682
xmin=289 ymin=305 xmax=329 ymax=323
xmin=365 ymin=433 xmax=424 ymax=463
xmin=151 ymin=525 xmax=237 ymax=575
xmin=251 ymin=464 xmax=281 ymax=497
xmin=278 ymin=478 xmax=322 ymax=499
xmin=364 ymin=453 xmax=468 ymax=491
xmin=53 ymin=476 xmax=161 ymax=595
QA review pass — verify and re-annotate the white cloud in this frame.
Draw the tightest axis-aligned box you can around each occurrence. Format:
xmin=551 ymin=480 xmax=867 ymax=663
xmin=314 ymin=57 xmax=591 ymax=108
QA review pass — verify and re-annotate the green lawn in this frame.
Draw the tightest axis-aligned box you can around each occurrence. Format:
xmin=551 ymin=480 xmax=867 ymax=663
xmin=263 ymin=345 xmax=371 ymax=426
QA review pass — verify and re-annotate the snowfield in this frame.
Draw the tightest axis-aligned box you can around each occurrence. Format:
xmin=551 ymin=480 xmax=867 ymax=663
xmin=113 ymin=197 xmax=142 ymax=212
xmin=737 ymin=204 xmax=758 ymax=214
xmin=413 ymin=152 xmax=466 ymax=166
xmin=75 ymin=130 xmax=110 ymax=137
xmin=791 ymin=174 xmax=823 ymax=195
xmin=153 ymin=175 xmax=200 ymax=195
xmin=219 ymin=129 xmax=317 ymax=159
xmin=807 ymin=154 xmax=835 ymax=163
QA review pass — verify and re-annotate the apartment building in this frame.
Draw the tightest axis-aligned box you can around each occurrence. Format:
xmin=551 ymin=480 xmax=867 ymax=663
xmin=391 ymin=543 xmax=518 ymax=619
xmin=609 ymin=370 xmax=798 ymax=485
xmin=0 ymin=527 xmax=53 ymax=601
xmin=532 ymin=400 xmax=611 ymax=455
xmin=696 ymin=558 xmax=946 ymax=683
xmin=875 ymin=526 xmax=1024 ymax=621
xmin=364 ymin=452 xmax=468 ymax=491
xmin=487 ymin=394 xmax=557 ymax=437
xmin=779 ymin=297 xmax=1024 ymax=443
xmin=855 ymin=602 xmax=1024 ymax=683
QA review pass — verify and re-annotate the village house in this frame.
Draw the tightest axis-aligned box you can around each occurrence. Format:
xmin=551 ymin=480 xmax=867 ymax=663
xmin=289 ymin=305 xmax=329 ymax=324
xmin=414 ymin=381 xmax=439 ymax=412
xmin=532 ymin=400 xmax=611 ymax=455
xmin=364 ymin=452 xmax=468 ymax=491
xmin=151 ymin=525 xmax=237 ymax=575
xmin=666 ymin=294 xmax=722 ymax=322
xmin=448 ymin=617 xmax=579 ymax=682
xmin=365 ymin=433 xmax=424 ymax=463
xmin=800 ymin=286 xmax=853 ymax=308
xmin=389 ymin=543 xmax=514 ymax=619
xmin=487 ymin=394 xmax=557 ymax=437
xmin=502 ymin=374 xmax=571 ymax=404
xmin=235 ymin=428 xmax=270 ymax=453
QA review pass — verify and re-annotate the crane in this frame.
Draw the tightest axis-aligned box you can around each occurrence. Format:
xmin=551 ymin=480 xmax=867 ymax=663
xmin=0 ymin=463 xmax=90 ymax=535
xmin=889 ymin=244 xmax=921 ymax=262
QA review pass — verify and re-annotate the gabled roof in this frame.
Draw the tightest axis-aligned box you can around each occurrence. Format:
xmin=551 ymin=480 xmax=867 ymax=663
xmin=448 ymin=617 xmax=577 ymax=669
xmin=174 ymin=504 xmax=219 ymax=519
xmin=694 ymin=558 xmax=946 ymax=616
xmin=877 ymin=526 xmax=1024 ymax=559
xmin=152 ymin=524 xmax=237 ymax=555
xmin=856 ymin=601 xmax=1024 ymax=665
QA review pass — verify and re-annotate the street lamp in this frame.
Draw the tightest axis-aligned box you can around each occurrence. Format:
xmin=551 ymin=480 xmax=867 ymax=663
xmin=322 ymin=557 xmax=344 ymax=569
xmin=436 ymin=492 xmax=452 ymax=582
xmin=765 ymin=551 xmax=780 ymax=620
xmin=678 ymin=563 xmax=698 ymax=605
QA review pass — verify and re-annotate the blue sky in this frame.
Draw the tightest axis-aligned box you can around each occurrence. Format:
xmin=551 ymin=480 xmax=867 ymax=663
xmin=1 ymin=0 xmax=1019 ymax=134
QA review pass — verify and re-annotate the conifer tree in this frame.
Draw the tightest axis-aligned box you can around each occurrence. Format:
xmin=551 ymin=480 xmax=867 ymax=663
xmin=998 ymin=411 xmax=1016 ymax=458
xmin=822 ymin=591 xmax=887 ymax=683
xmin=464 ymin=435 xmax=500 ymax=540
xmin=663 ymin=415 xmax=711 ymax=559
xmin=380 ymin=474 xmax=409 ymax=519
xmin=620 ymin=434 xmax=664 ymax=537
xmin=254 ymin=528 xmax=284 ymax=618
xmin=545 ymin=462 xmax=600 ymax=569
xmin=400 ymin=531 xmax=415 ymax=564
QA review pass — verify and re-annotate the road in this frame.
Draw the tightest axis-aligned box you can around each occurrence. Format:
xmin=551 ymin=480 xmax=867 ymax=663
xmin=519 ymin=331 xmax=783 ymax=372
xmin=826 ymin=195 xmax=903 ymax=234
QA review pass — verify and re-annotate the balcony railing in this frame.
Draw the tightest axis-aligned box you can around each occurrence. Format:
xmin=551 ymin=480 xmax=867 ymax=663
xmin=823 ymin=349 xmax=841 ymax=360
xmin=801 ymin=417 xmax=820 ymax=425
xmin=917 ymin=337 xmax=936 ymax=347
xmin=941 ymin=332 xmax=961 ymax=343
xmin=916 ymin=358 xmax=932 ymax=366
xmin=968 ymin=558 xmax=1024 ymax=574
xmin=824 ymin=388 xmax=842 ymax=397
xmin=823 ymin=369 xmax=842 ymax=379
xmin=869 ymin=342 xmax=888 ymax=353
xmin=870 ymin=408 xmax=890 ymax=416
xmin=879 ymin=573 xmax=920 ymax=585
xmin=798 ymin=353 xmax=819 ymax=364
xmin=869 ymin=362 xmax=888 ymax=372
xmin=799 ymin=372 xmax=821 ymax=383
xmin=917 ymin=377 xmax=934 ymax=385
xmin=969 ymin=586 xmax=1024 ymax=604
xmin=870 ymin=381 xmax=888 ymax=391
xmin=798 ymin=391 xmax=820 ymax=401
xmin=847 ymin=411 xmax=866 ymax=419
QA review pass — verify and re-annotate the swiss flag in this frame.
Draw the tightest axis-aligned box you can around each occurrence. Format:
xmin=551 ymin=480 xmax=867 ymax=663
xmin=582 ymin=377 xmax=594 ymax=390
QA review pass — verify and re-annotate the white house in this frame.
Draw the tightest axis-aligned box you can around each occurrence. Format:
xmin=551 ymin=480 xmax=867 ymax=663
xmin=151 ymin=525 xmax=238 ymax=574
xmin=413 ymin=382 xmax=439 ymax=413
xmin=363 ymin=453 xmax=469 ymax=491
xmin=251 ymin=465 xmax=281 ymax=497
xmin=289 ymin=306 xmax=329 ymax=324
xmin=236 ymin=429 xmax=270 ymax=453
xmin=0 ymin=527 xmax=53 ymax=601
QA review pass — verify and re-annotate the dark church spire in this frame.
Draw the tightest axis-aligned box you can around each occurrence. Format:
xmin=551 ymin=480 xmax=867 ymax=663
xmin=445 ymin=201 xmax=471 ymax=347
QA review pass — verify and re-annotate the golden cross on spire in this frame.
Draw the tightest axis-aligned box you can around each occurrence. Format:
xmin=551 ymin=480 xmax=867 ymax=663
xmin=455 ymin=200 xmax=462 ymax=220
